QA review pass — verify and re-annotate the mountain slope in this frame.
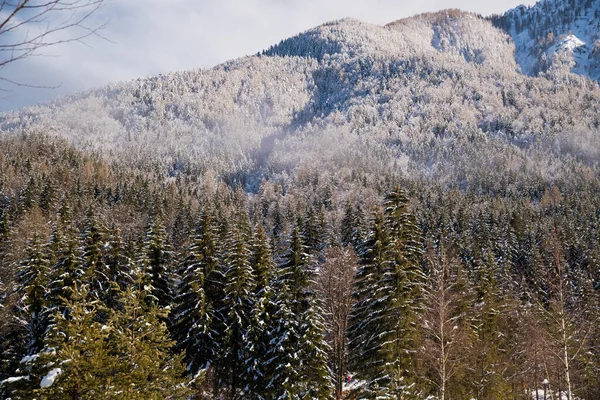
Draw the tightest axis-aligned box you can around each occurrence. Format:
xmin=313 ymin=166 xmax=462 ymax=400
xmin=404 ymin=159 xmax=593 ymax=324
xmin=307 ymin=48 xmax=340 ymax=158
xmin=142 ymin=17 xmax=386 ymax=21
xmin=1 ymin=4 xmax=599 ymax=196
xmin=492 ymin=0 xmax=600 ymax=81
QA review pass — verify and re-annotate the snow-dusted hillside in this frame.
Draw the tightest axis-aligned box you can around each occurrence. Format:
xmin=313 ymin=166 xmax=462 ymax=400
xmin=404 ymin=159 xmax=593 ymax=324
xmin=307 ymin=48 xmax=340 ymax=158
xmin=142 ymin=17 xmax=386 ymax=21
xmin=493 ymin=0 xmax=600 ymax=81
xmin=1 ymin=4 xmax=600 ymax=193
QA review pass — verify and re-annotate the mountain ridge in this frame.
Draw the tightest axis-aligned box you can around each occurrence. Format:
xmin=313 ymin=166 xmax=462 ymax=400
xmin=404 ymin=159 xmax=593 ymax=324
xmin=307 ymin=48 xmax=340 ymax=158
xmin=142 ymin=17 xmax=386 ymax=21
xmin=1 ymin=0 xmax=599 ymax=195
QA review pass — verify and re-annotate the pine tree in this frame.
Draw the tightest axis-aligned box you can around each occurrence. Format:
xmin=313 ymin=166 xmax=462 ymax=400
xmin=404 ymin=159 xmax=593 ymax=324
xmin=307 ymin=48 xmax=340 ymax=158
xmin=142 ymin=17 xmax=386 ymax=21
xmin=138 ymin=217 xmax=175 ymax=307
xmin=108 ymin=276 xmax=191 ymax=399
xmin=219 ymin=216 xmax=255 ymax=397
xmin=242 ymin=225 xmax=278 ymax=399
xmin=171 ymin=209 xmax=221 ymax=387
xmin=267 ymin=225 xmax=332 ymax=399
xmin=347 ymin=187 xmax=424 ymax=399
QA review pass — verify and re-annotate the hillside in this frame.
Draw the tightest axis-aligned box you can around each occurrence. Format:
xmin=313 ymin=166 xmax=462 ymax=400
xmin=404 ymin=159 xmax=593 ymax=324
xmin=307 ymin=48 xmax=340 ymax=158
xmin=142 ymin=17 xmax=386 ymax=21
xmin=492 ymin=0 xmax=600 ymax=80
xmin=1 ymin=7 xmax=599 ymax=198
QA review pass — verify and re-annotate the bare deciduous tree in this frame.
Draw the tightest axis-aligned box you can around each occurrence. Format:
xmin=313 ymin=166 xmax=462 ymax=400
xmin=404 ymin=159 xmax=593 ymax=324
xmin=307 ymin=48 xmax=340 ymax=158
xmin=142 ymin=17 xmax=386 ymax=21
xmin=421 ymin=245 xmax=471 ymax=400
xmin=0 ymin=0 xmax=107 ymax=88
xmin=317 ymin=246 xmax=357 ymax=400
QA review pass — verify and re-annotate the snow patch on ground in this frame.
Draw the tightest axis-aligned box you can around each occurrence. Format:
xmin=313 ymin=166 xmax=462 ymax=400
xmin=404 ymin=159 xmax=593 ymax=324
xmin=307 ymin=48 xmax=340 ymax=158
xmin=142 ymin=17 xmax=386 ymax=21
xmin=530 ymin=388 xmax=582 ymax=400
xmin=40 ymin=368 xmax=62 ymax=388
xmin=548 ymin=34 xmax=586 ymax=57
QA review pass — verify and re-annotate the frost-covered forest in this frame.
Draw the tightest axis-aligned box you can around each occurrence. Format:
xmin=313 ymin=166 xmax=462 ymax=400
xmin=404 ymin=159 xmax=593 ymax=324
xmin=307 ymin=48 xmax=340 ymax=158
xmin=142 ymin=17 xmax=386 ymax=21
xmin=1 ymin=0 xmax=600 ymax=399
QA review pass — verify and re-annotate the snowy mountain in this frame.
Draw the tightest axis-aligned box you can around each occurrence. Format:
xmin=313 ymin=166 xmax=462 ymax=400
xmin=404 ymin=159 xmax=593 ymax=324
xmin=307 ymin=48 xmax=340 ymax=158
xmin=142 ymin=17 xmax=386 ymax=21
xmin=3 ymin=2 xmax=600 ymax=399
xmin=492 ymin=0 xmax=600 ymax=81
xmin=1 ymin=2 xmax=599 ymax=195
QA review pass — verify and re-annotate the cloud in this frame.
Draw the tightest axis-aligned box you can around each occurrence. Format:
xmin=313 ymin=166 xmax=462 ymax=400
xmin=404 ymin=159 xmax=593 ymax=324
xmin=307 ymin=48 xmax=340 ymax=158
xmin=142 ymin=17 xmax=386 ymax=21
xmin=0 ymin=0 xmax=537 ymax=111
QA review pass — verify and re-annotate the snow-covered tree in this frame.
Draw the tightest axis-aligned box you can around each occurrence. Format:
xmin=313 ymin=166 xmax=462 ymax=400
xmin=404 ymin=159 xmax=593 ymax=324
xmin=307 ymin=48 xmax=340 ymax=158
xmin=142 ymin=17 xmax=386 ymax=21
xmin=348 ymin=187 xmax=424 ymax=399
xmin=138 ymin=218 xmax=175 ymax=307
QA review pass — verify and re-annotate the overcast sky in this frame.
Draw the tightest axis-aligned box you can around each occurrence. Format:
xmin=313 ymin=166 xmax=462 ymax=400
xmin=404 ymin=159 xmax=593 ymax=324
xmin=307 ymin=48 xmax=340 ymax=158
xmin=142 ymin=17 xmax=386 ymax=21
xmin=0 ymin=0 xmax=537 ymax=111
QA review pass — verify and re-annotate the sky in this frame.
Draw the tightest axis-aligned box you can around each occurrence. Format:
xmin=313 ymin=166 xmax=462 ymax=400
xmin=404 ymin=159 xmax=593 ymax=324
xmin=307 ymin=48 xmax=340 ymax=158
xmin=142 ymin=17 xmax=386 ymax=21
xmin=0 ymin=0 xmax=538 ymax=111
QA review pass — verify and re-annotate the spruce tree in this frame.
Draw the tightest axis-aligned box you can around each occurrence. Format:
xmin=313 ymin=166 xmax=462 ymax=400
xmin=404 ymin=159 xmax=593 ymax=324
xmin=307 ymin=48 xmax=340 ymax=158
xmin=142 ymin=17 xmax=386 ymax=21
xmin=219 ymin=217 xmax=254 ymax=397
xmin=171 ymin=209 xmax=221 ymax=384
xmin=32 ymin=284 xmax=118 ymax=399
xmin=109 ymin=275 xmax=191 ymax=399
xmin=263 ymin=283 xmax=303 ymax=399
xmin=341 ymin=201 xmax=355 ymax=248
xmin=242 ymin=225 xmax=278 ymax=399
xmin=138 ymin=217 xmax=175 ymax=307
xmin=47 ymin=219 xmax=85 ymax=317
xmin=347 ymin=187 xmax=424 ymax=399
xmin=0 ymin=235 xmax=51 ymax=396
xmin=15 ymin=235 xmax=51 ymax=356
xmin=267 ymin=225 xmax=332 ymax=399
xmin=0 ymin=208 xmax=9 ymax=244
xmin=347 ymin=212 xmax=391 ymax=398
xmin=80 ymin=212 xmax=111 ymax=303
xmin=31 ymin=281 xmax=191 ymax=399
xmin=466 ymin=249 xmax=514 ymax=399
xmin=382 ymin=187 xmax=425 ymax=397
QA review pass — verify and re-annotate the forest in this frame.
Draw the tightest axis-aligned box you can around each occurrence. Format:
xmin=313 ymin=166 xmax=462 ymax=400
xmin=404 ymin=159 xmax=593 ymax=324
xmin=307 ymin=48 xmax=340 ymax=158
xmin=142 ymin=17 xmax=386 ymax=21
xmin=1 ymin=1 xmax=600 ymax=399
xmin=0 ymin=129 xmax=598 ymax=399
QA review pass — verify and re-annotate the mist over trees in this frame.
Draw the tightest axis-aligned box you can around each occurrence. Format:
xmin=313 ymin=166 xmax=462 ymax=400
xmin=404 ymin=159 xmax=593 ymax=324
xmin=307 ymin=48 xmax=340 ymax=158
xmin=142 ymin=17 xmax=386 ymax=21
xmin=0 ymin=1 xmax=600 ymax=399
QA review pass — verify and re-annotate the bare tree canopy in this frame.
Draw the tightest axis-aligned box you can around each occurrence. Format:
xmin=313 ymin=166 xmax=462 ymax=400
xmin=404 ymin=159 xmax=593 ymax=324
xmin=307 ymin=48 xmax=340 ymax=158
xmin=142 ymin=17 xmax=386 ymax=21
xmin=0 ymin=0 xmax=107 ymax=88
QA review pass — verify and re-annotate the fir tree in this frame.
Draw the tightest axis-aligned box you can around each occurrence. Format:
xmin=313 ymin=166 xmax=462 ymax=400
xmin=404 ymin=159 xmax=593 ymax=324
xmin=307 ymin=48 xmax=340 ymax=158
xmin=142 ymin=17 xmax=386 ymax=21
xmin=219 ymin=218 xmax=255 ymax=398
xmin=242 ymin=225 xmax=278 ymax=399
xmin=138 ymin=217 xmax=175 ymax=307
xmin=171 ymin=209 xmax=221 ymax=387
xmin=348 ymin=187 xmax=424 ymax=399
xmin=268 ymin=225 xmax=332 ymax=399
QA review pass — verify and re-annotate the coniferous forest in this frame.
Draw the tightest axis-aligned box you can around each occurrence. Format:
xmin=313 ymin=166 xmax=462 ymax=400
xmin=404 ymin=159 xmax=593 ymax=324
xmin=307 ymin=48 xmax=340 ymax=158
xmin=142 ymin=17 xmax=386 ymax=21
xmin=2 ymin=0 xmax=600 ymax=399
xmin=0 ymin=127 xmax=599 ymax=399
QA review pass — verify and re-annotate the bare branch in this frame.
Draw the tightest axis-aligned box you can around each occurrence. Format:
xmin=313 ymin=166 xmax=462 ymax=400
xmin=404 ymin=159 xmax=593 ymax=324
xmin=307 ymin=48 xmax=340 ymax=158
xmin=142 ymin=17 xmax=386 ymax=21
xmin=0 ymin=0 xmax=108 ymax=90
